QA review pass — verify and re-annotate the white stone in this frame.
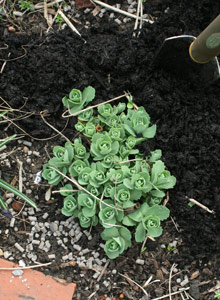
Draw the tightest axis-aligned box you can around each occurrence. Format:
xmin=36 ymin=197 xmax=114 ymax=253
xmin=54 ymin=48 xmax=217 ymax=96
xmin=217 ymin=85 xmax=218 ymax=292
xmin=136 ymin=258 xmax=145 ymax=265
xmin=12 ymin=269 xmax=23 ymax=276
xmin=114 ymin=18 xmax=122 ymax=25
xmin=4 ymin=251 xmax=11 ymax=259
xmin=10 ymin=218 xmax=15 ymax=227
xmin=15 ymin=243 xmax=25 ymax=252
xmin=23 ymin=141 xmax=32 ymax=147
xmin=19 ymin=260 xmax=26 ymax=267
xmin=180 ymin=278 xmax=189 ymax=286
xmin=73 ymin=244 xmax=81 ymax=251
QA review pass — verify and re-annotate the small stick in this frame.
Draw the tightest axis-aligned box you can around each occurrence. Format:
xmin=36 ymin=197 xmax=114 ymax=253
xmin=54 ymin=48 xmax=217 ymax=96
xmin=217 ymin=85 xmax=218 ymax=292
xmin=169 ymin=263 xmax=177 ymax=300
xmin=40 ymin=110 xmax=70 ymax=142
xmin=57 ymin=9 xmax=82 ymax=37
xmin=97 ymin=260 xmax=110 ymax=282
xmin=180 ymin=292 xmax=186 ymax=300
xmin=52 ymin=189 xmax=78 ymax=194
xmin=49 ymin=167 xmax=124 ymax=212
xmin=140 ymin=235 xmax=148 ymax=255
xmin=62 ymin=93 xmax=128 ymax=118
xmin=133 ymin=0 xmax=143 ymax=37
xmin=142 ymin=275 xmax=153 ymax=288
xmin=119 ymin=272 xmax=148 ymax=296
xmin=150 ymin=288 xmax=190 ymax=300
xmin=0 ymin=262 xmax=52 ymax=270
xmin=118 ymin=158 xmax=143 ymax=164
xmin=0 ymin=52 xmax=11 ymax=73
xmin=170 ymin=216 xmax=180 ymax=232
xmin=88 ymin=291 xmax=96 ymax=299
xmin=187 ymin=197 xmax=215 ymax=214
xmin=92 ymin=0 xmax=153 ymax=23
xmin=17 ymin=159 xmax=23 ymax=193
xmin=34 ymin=0 xmax=63 ymax=9
xmin=184 ymin=291 xmax=194 ymax=300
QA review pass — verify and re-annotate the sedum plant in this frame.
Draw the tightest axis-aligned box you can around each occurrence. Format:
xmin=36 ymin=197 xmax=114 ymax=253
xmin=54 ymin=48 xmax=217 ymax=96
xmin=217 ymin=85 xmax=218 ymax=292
xmin=42 ymin=86 xmax=176 ymax=259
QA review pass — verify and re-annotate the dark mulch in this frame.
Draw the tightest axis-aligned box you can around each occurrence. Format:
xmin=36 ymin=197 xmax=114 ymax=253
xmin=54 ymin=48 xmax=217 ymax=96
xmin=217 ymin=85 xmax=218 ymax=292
xmin=1 ymin=0 xmax=220 ymax=299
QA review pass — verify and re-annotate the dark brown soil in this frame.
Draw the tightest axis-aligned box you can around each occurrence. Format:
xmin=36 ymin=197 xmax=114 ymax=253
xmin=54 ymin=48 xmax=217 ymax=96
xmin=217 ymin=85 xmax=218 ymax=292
xmin=1 ymin=0 xmax=220 ymax=299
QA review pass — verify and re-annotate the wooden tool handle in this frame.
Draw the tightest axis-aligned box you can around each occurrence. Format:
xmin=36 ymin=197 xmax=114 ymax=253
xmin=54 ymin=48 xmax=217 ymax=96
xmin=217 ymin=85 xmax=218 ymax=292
xmin=189 ymin=14 xmax=220 ymax=63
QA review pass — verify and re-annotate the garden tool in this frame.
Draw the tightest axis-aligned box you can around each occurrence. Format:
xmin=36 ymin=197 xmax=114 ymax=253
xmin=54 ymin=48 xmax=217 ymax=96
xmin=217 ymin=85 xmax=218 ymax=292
xmin=155 ymin=14 xmax=220 ymax=85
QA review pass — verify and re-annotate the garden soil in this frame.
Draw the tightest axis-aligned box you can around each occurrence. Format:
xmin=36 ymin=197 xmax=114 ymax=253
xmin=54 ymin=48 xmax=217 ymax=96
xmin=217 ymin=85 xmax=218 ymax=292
xmin=0 ymin=0 xmax=220 ymax=299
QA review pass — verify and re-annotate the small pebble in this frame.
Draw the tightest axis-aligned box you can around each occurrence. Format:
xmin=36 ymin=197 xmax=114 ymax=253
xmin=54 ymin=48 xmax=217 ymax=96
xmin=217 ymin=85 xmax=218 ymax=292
xmin=5 ymin=198 xmax=13 ymax=205
xmin=93 ymin=252 xmax=99 ymax=259
xmin=12 ymin=269 xmax=24 ymax=276
xmin=69 ymin=229 xmax=75 ymax=237
xmin=128 ymin=8 xmax=135 ymax=13
xmin=15 ymin=243 xmax=25 ymax=253
xmin=39 ymin=242 xmax=44 ymax=249
xmin=84 ymin=8 xmax=91 ymax=14
xmin=103 ymin=280 xmax=110 ymax=287
xmin=19 ymin=260 xmax=26 ymax=267
xmin=93 ymin=272 xmax=100 ymax=279
xmin=32 ymin=240 xmax=40 ymax=245
xmin=28 ymin=208 xmax=35 ymax=215
xmin=75 ymin=232 xmax=83 ymax=241
xmin=73 ymin=244 xmax=81 ymax=251
xmin=32 ymin=151 xmax=40 ymax=157
xmin=23 ymin=141 xmax=32 ymax=147
xmin=28 ymin=244 xmax=33 ymax=251
xmin=109 ymin=13 xmax=115 ymax=19
xmin=4 ymin=251 xmax=11 ymax=259
xmin=31 ymin=254 xmax=37 ymax=261
xmin=9 ymin=256 xmax=14 ymax=261
xmin=82 ymin=248 xmax=90 ymax=254
xmin=180 ymin=277 xmax=189 ymax=286
xmin=10 ymin=218 xmax=15 ymax=227
xmin=50 ymin=222 xmax=58 ymax=233
xmin=28 ymin=216 xmax=37 ymax=222
xmin=23 ymin=146 xmax=29 ymax=153
xmin=114 ymin=18 xmax=122 ymax=25
xmin=136 ymin=258 xmax=145 ymax=265
xmin=6 ymin=193 xmax=14 ymax=199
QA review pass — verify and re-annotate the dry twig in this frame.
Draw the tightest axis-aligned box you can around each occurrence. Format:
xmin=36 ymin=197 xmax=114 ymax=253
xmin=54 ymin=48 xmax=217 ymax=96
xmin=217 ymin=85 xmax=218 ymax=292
xmin=187 ymin=197 xmax=215 ymax=214
xmin=119 ymin=272 xmax=149 ymax=297
xmin=0 ymin=262 xmax=52 ymax=270
xmin=62 ymin=93 xmax=128 ymax=118
xmin=169 ymin=263 xmax=177 ymax=300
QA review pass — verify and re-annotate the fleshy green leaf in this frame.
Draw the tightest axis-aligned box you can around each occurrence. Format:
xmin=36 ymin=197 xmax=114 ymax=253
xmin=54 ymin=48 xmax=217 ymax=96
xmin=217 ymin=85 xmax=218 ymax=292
xmin=101 ymin=227 xmax=119 ymax=240
xmin=82 ymin=86 xmax=96 ymax=104
xmin=144 ymin=204 xmax=170 ymax=221
xmin=122 ymin=216 xmax=137 ymax=226
xmin=142 ymin=124 xmax=157 ymax=138
xmin=135 ymin=222 xmax=146 ymax=242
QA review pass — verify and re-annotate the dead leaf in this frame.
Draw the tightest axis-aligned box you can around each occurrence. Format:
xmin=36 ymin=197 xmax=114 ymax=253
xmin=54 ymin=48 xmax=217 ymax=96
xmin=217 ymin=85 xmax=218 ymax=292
xmin=11 ymin=201 xmax=23 ymax=212
xmin=156 ymin=269 xmax=164 ymax=281
xmin=208 ymin=281 xmax=220 ymax=293
xmin=161 ymin=266 xmax=169 ymax=275
xmin=45 ymin=187 xmax=52 ymax=201
xmin=190 ymin=270 xmax=200 ymax=280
